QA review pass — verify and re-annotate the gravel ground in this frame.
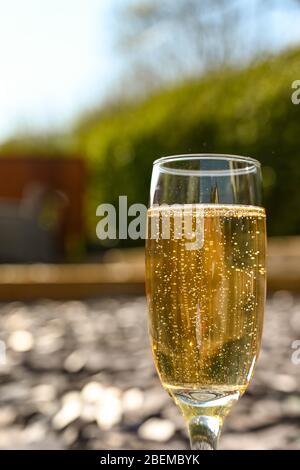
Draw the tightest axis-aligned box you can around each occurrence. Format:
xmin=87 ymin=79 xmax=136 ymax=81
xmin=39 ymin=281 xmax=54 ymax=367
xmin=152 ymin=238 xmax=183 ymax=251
xmin=0 ymin=292 xmax=299 ymax=450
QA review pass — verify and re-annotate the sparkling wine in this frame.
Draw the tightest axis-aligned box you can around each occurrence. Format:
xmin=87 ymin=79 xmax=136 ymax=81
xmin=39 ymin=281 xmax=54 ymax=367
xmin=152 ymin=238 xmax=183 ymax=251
xmin=146 ymin=204 xmax=266 ymax=402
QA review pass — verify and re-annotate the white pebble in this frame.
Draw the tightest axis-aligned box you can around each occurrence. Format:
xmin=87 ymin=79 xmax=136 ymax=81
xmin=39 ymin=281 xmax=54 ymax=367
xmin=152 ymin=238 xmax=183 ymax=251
xmin=272 ymin=374 xmax=297 ymax=392
xmin=138 ymin=418 xmax=175 ymax=442
xmin=32 ymin=384 xmax=56 ymax=402
xmin=122 ymin=388 xmax=144 ymax=412
xmin=64 ymin=351 xmax=86 ymax=372
xmin=52 ymin=392 xmax=82 ymax=430
xmin=8 ymin=330 xmax=34 ymax=352
xmin=81 ymin=382 xmax=104 ymax=403
xmin=96 ymin=387 xmax=122 ymax=430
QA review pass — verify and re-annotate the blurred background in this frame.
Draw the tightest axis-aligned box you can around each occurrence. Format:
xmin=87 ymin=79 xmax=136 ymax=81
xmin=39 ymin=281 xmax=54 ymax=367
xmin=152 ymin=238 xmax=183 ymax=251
xmin=0 ymin=0 xmax=299 ymax=450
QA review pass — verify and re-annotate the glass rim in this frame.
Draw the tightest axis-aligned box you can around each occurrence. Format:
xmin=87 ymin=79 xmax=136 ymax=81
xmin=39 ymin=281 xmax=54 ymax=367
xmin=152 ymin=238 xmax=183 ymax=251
xmin=153 ymin=154 xmax=261 ymax=177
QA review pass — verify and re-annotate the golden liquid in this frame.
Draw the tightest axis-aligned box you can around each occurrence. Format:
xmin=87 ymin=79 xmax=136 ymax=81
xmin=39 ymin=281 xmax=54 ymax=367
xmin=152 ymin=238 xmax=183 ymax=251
xmin=146 ymin=204 xmax=266 ymax=402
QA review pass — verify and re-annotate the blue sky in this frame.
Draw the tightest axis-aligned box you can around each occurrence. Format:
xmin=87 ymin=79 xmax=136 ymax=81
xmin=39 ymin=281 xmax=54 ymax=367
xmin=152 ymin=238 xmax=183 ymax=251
xmin=0 ymin=0 xmax=300 ymax=143
xmin=0 ymin=0 xmax=119 ymax=141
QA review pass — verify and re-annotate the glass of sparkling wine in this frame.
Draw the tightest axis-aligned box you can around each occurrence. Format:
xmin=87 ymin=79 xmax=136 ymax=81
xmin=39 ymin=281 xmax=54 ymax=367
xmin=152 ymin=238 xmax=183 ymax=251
xmin=145 ymin=154 xmax=266 ymax=450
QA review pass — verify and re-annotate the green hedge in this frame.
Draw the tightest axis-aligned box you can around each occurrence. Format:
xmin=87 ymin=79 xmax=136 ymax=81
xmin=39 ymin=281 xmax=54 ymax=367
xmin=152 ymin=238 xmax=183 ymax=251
xmin=75 ymin=47 xmax=300 ymax=242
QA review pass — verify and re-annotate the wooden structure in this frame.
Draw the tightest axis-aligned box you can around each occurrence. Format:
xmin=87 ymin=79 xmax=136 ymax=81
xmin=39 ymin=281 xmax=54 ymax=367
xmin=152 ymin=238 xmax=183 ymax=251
xmin=0 ymin=238 xmax=298 ymax=300
xmin=0 ymin=156 xmax=85 ymax=260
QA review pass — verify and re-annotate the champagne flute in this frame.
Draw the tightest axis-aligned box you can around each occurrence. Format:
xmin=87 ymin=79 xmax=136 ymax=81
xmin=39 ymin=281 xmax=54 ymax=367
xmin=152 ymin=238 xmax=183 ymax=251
xmin=145 ymin=154 xmax=266 ymax=450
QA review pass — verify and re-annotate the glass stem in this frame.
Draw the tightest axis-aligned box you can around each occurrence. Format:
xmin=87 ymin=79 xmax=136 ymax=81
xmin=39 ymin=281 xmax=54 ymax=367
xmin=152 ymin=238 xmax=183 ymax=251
xmin=171 ymin=389 xmax=240 ymax=450
xmin=188 ymin=415 xmax=222 ymax=450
